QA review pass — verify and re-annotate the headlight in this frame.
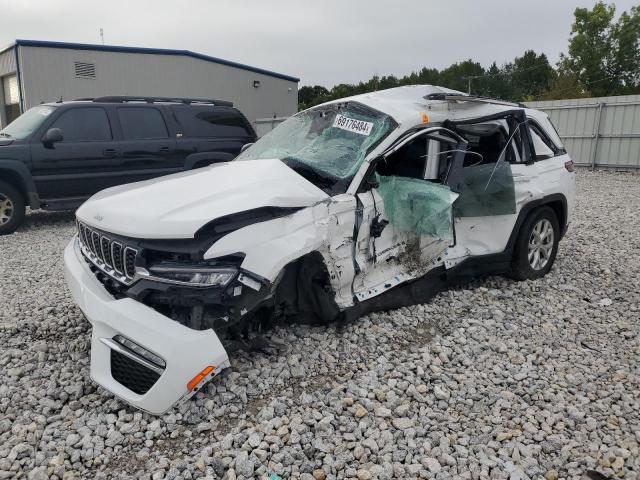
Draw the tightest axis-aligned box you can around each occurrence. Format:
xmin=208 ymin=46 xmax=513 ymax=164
xmin=147 ymin=264 xmax=237 ymax=287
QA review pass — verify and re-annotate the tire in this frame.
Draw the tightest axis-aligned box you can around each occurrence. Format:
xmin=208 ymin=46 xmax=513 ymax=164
xmin=510 ymin=206 xmax=560 ymax=281
xmin=0 ymin=180 xmax=26 ymax=235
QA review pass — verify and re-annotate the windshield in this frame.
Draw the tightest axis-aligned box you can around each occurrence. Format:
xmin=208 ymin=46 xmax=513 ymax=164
xmin=0 ymin=105 xmax=56 ymax=140
xmin=237 ymin=102 xmax=395 ymax=194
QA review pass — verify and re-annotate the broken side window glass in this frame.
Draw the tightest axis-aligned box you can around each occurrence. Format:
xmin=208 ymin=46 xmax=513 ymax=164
xmin=445 ymin=116 xmax=525 ymax=217
xmin=376 ymin=173 xmax=458 ymax=242
xmin=236 ymin=103 xmax=395 ymax=194
xmin=450 ymin=161 xmax=516 ymax=217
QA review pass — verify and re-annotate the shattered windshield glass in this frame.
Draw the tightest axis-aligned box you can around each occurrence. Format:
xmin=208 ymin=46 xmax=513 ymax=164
xmin=237 ymin=102 xmax=395 ymax=194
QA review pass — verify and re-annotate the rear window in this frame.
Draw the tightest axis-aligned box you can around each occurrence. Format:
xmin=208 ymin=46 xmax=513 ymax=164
xmin=118 ymin=107 xmax=169 ymax=140
xmin=173 ymin=106 xmax=253 ymax=138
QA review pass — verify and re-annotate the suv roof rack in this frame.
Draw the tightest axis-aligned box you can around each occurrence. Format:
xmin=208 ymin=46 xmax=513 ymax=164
xmin=424 ymin=93 xmax=524 ymax=108
xmin=85 ymin=96 xmax=234 ymax=107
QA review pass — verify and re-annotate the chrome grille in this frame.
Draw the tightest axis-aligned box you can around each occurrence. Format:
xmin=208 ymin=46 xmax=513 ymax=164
xmin=77 ymin=221 xmax=138 ymax=284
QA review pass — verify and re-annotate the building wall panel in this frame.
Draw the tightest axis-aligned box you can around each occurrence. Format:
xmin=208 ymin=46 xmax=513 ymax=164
xmin=0 ymin=47 xmax=16 ymax=77
xmin=18 ymin=46 xmax=298 ymax=125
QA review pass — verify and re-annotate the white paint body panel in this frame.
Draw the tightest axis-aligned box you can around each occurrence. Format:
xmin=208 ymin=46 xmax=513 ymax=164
xmin=64 ymin=238 xmax=230 ymax=415
xmin=66 ymin=85 xmax=576 ymax=414
xmin=76 ymin=159 xmax=328 ymax=238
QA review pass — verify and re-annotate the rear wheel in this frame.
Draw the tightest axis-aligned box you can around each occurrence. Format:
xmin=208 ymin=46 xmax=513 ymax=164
xmin=0 ymin=180 xmax=26 ymax=235
xmin=510 ymin=206 xmax=559 ymax=280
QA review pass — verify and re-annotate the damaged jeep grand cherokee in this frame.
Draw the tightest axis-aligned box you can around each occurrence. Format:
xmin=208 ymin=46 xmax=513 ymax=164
xmin=64 ymin=85 xmax=576 ymax=414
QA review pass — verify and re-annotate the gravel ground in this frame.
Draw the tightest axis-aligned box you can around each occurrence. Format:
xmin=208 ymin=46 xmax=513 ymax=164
xmin=0 ymin=170 xmax=638 ymax=480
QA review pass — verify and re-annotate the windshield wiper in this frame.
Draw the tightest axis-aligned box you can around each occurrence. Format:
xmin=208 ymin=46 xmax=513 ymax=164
xmin=0 ymin=132 xmax=12 ymax=138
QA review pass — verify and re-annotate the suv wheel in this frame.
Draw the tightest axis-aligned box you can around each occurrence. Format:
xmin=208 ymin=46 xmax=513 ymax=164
xmin=510 ymin=206 xmax=559 ymax=281
xmin=0 ymin=180 xmax=26 ymax=235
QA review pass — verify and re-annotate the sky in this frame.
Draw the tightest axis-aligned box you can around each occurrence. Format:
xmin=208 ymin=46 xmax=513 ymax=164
xmin=1 ymin=0 xmax=637 ymax=88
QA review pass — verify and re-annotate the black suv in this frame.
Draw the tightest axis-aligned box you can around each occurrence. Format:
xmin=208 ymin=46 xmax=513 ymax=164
xmin=0 ymin=96 xmax=257 ymax=234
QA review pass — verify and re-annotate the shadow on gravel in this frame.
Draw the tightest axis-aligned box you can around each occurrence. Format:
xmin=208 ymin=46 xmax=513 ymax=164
xmin=22 ymin=210 xmax=76 ymax=229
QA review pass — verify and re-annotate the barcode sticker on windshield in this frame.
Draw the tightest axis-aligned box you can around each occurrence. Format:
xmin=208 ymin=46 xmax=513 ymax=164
xmin=37 ymin=108 xmax=52 ymax=116
xmin=333 ymin=114 xmax=374 ymax=136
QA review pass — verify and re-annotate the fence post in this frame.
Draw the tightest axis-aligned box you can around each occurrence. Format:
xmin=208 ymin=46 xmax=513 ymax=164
xmin=591 ymin=102 xmax=604 ymax=170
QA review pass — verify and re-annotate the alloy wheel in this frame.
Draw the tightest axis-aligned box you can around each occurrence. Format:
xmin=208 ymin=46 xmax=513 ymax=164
xmin=0 ymin=193 xmax=14 ymax=225
xmin=528 ymin=218 xmax=554 ymax=270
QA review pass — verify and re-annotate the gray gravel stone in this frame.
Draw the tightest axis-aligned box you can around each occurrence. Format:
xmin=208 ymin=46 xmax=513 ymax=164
xmin=1 ymin=171 xmax=639 ymax=479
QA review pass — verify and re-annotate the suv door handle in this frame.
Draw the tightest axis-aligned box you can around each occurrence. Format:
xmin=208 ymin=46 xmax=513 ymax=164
xmin=104 ymin=148 xmax=119 ymax=157
xmin=159 ymin=146 xmax=170 ymax=152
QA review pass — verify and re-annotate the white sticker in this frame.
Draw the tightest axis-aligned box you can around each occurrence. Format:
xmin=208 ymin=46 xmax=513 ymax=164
xmin=37 ymin=108 xmax=52 ymax=117
xmin=333 ymin=114 xmax=373 ymax=136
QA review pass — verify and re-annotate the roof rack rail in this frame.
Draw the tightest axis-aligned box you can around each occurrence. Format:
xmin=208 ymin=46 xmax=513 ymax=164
xmin=88 ymin=96 xmax=234 ymax=107
xmin=424 ymin=93 xmax=524 ymax=108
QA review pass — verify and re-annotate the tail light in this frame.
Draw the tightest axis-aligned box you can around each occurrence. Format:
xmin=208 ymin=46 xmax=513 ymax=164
xmin=564 ymin=160 xmax=575 ymax=172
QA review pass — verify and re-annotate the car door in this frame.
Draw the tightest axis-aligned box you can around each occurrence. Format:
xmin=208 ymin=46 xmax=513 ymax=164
xmin=351 ymin=127 xmax=464 ymax=301
xmin=115 ymin=106 xmax=180 ymax=184
xmin=442 ymin=111 xmax=529 ymax=265
xmin=30 ymin=106 xmax=123 ymax=199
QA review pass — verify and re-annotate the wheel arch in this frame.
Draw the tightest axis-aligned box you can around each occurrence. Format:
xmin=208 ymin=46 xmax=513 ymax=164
xmin=506 ymin=193 xmax=568 ymax=253
xmin=270 ymin=250 xmax=341 ymax=325
xmin=0 ymin=160 xmax=39 ymax=208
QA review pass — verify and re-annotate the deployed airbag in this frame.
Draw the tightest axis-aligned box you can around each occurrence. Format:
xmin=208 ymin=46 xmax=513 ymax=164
xmin=376 ymin=174 xmax=458 ymax=242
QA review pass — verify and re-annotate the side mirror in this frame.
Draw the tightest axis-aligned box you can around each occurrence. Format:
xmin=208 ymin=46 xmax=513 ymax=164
xmin=240 ymin=143 xmax=254 ymax=153
xmin=43 ymin=128 xmax=63 ymax=147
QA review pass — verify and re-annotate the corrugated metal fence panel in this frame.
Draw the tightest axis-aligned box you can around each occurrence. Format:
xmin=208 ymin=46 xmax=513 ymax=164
xmin=0 ymin=47 xmax=17 ymax=77
xmin=18 ymin=46 xmax=298 ymax=124
xmin=527 ymin=94 xmax=640 ymax=169
xmin=254 ymin=117 xmax=287 ymax=137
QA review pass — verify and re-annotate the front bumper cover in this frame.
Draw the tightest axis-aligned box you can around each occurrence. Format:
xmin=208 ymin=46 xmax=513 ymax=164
xmin=64 ymin=236 xmax=230 ymax=415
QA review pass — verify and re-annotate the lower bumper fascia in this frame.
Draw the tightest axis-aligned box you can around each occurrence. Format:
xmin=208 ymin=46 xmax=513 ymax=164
xmin=64 ymin=237 xmax=230 ymax=414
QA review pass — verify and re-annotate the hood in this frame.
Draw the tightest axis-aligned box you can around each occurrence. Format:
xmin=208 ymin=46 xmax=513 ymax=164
xmin=76 ymin=159 xmax=329 ymax=239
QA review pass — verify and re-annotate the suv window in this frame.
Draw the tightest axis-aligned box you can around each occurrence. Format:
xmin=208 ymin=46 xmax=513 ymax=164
xmin=173 ymin=107 xmax=252 ymax=138
xmin=51 ymin=107 xmax=112 ymax=142
xmin=118 ymin=107 xmax=169 ymax=140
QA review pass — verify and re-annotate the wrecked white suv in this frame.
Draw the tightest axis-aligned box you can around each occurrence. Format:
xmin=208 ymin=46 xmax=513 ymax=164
xmin=64 ymin=85 xmax=575 ymax=414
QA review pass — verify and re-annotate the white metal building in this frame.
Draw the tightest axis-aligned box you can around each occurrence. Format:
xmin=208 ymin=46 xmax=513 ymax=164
xmin=0 ymin=39 xmax=299 ymax=129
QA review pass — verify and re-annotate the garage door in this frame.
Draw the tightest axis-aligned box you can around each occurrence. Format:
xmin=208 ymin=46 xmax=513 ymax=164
xmin=3 ymin=74 xmax=20 ymax=124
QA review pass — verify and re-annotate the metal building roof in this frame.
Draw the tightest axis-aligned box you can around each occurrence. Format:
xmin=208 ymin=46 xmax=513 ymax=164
xmin=2 ymin=39 xmax=299 ymax=83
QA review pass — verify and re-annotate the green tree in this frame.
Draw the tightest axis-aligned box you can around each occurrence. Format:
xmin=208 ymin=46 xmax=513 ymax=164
xmin=610 ymin=5 xmax=640 ymax=94
xmin=439 ymin=60 xmax=485 ymax=93
xmin=537 ymin=72 xmax=592 ymax=100
xmin=561 ymin=2 xmax=640 ymax=96
xmin=509 ymin=50 xmax=555 ymax=100
xmin=298 ymin=85 xmax=329 ymax=110
xmin=478 ymin=62 xmax=511 ymax=100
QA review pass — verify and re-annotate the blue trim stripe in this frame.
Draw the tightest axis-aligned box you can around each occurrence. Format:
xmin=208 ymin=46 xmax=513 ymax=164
xmin=14 ymin=39 xmax=299 ymax=83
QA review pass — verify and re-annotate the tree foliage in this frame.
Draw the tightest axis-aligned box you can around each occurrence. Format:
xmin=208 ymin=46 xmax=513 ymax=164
xmin=560 ymin=3 xmax=640 ymax=96
xmin=298 ymin=2 xmax=640 ymax=110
